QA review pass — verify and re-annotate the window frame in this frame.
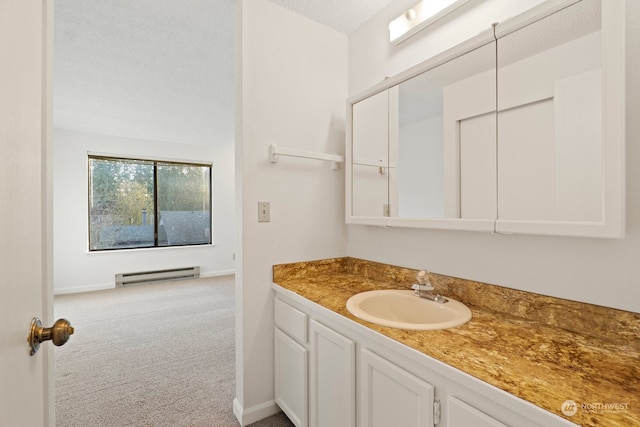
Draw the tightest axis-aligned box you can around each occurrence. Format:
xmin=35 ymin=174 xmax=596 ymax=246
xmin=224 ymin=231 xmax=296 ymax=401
xmin=87 ymin=154 xmax=213 ymax=252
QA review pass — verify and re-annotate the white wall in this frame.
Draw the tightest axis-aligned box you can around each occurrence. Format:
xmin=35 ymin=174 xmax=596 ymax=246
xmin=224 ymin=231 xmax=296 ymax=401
xmin=234 ymin=0 xmax=348 ymax=424
xmin=53 ymin=128 xmax=235 ymax=294
xmin=348 ymin=0 xmax=640 ymax=314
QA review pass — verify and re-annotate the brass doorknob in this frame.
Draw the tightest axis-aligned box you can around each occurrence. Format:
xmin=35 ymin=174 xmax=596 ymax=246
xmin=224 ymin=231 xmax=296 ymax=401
xmin=28 ymin=317 xmax=74 ymax=356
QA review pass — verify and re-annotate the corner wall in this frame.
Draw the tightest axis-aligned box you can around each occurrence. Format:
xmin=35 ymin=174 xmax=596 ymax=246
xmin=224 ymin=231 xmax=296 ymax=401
xmin=52 ymin=128 xmax=235 ymax=294
xmin=234 ymin=0 xmax=348 ymax=424
xmin=347 ymin=0 xmax=640 ymax=314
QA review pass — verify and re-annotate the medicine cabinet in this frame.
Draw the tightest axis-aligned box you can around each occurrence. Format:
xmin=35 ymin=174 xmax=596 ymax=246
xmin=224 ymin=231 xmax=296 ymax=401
xmin=346 ymin=0 xmax=625 ymax=238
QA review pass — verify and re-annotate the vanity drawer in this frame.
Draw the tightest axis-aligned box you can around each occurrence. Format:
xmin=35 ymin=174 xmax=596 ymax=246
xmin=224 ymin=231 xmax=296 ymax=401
xmin=275 ymin=297 xmax=308 ymax=344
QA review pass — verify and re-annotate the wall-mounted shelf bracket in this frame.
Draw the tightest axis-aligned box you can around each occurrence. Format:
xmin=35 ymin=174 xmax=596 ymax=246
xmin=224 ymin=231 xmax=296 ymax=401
xmin=269 ymin=144 xmax=344 ymax=170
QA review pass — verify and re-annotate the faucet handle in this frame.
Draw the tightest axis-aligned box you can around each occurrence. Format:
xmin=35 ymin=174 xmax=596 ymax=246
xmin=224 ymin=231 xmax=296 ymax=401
xmin=412 ymin=283 xmax=434 ymax=291
xmin=413 ymin=270 xmax=434 ymax=294
xmin=416 ymin=270 xmax=431 ymax=285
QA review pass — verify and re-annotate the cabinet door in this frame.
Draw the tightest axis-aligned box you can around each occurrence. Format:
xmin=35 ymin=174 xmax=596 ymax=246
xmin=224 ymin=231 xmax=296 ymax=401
xmin=448 ymin=396 xmax=508 ymax=427
xmin=310 ymin=320 xmax=356 ymax=427
xmin=494 ymin=0 xmax=625 ymax=238
xmin=351 ymin=90 xmax=390 ymax=218
xmin=275 ymin=328 xmax=308 ymax=427
xmin=360 ymin=349 xmax=435 ymax=427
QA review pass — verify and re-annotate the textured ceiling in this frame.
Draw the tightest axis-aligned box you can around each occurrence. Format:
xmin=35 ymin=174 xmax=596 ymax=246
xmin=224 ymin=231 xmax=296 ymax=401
xmin=54 ymin=0 xmax=235 ymax=146
xmin=53 ymin=0 xmax=396 ymax=147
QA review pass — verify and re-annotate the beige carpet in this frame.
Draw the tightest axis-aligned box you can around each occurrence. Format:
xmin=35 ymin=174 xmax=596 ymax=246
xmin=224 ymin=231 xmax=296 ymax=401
xmin=54 ymin=276 xmax=292 ymax=427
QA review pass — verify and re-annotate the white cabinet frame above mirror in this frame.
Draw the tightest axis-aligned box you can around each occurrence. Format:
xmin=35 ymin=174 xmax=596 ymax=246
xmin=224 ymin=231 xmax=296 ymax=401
xmin=345 ymin=0 xmax=625 ymax=238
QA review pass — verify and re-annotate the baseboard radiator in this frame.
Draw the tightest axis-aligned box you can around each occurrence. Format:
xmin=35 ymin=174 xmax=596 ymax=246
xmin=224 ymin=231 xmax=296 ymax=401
xmin=116 ymin=266 xmax=200 ymax=287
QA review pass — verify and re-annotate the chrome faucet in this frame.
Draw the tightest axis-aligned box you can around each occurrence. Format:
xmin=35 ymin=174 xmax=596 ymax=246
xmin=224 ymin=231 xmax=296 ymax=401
xmin=411 ymin=270 xmax=448 ymax=304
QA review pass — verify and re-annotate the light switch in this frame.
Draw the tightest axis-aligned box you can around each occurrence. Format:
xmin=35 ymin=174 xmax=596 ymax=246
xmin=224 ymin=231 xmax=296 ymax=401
xmin=258 ymin=201 xmax=270 ymax=222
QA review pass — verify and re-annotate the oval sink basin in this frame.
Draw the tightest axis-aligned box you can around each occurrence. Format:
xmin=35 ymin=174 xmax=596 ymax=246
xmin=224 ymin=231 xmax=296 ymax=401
xmin=346 ymin=290 xmax=472 ymax=330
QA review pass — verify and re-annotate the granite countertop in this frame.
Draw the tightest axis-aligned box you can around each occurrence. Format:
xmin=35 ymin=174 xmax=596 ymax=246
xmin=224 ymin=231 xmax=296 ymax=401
xmin=272 ymin=258 xmax=640 ymax=427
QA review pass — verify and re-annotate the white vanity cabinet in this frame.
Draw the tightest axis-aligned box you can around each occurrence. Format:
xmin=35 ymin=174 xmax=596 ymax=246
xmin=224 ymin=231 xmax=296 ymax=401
xmin=309 ymin=320 xmax=356 ymax=427
xmin=274 ymin=297 xmax=309 ymax=427
xmin=273 ymin=287 xmax=577 ymax=427
xmin=360 ymin=348 xmax=435 ymax=427
xmin=275 ymin=296 xmax=357 ymax=427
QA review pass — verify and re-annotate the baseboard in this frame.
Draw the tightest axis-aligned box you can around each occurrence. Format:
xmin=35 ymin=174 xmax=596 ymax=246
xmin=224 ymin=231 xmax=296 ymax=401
xmin=233 ymin=398 xmax=281 ymax=426
xmin=200 ymin=269 xmax=235 ymax=278
xmin=54 ymin=270 xmax=236 ymax=296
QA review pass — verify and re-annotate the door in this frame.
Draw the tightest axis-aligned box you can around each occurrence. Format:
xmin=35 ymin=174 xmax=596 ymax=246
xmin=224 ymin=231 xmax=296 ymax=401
xmin=448 ymin=396 xmax=508 ymax=427
xmin=0 ymin=1 xmax=54 ymax=426
xmin=360 ymin=349 xmax=434 ymax=427
xmin=309 ymin=320 xmax=355 ymax=427
xmin=274 ymin=327 xmax=308 ymax=427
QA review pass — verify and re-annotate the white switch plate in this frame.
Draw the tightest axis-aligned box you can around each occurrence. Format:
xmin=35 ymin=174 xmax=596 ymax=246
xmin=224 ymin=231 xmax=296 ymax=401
xmin=258 ymin=201 xmax=270 ymax=222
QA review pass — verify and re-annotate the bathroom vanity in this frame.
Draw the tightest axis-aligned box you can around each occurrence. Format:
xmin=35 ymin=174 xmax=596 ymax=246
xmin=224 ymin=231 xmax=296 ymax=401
xmin=271 ymin=1 xmax=637 ymax=425
xmin=272 ymin=258 xmax=639 ymax=427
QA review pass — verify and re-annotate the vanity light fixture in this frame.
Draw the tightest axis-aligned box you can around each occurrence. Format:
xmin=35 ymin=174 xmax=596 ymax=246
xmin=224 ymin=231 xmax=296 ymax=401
xmin=389 ymin=0 xmax=470 ymax=45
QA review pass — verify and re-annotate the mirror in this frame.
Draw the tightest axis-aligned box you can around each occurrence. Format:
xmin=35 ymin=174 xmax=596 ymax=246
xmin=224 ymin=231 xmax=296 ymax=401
xmin=352 ymin=90 xmax=391 ymax=218
xmin=347 ymin=0 xmax=624 ymax=238
xmin=493 ymin=0 xmax=624 ymax=238
xmin=496 ymin=0 xmax=605 ymax=222
xmin=390 ymin=41 xmax=496 ymax=220
xmin=350 ymin=37 xmax=497 ymax=223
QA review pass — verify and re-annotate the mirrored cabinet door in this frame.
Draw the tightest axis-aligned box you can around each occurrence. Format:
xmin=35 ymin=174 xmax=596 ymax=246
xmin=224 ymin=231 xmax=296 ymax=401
xmin=496 ymin=0 xmax=602 ymax=222
xmin=390 ymin=41 xmax=497 ymax=220
xmin=494 ymin=0 xmax=624 ymax=237
xmin=351 ymin=90 xmax=390 ymax=218
xmin=349 ymin=36 xmax=497 ymax=225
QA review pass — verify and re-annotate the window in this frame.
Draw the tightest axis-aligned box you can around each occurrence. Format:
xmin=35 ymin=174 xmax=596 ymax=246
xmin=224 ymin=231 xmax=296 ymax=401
xmin=88 ymin=156 xmax=212 ymax=251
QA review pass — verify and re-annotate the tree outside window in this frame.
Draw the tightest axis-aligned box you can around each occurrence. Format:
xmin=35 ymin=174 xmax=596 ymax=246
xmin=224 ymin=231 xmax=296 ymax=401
xmin=88 ymin=156 xmax=212 ymax=251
